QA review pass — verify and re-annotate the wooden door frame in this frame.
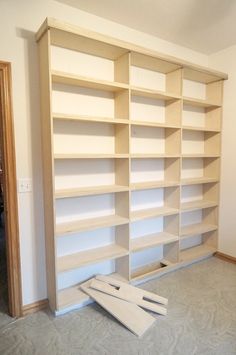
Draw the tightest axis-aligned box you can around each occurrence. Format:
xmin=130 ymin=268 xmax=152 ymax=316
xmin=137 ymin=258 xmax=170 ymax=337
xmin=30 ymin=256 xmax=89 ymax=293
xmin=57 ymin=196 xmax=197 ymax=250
xmin=0 ymin=61 xmax=22 ymax=317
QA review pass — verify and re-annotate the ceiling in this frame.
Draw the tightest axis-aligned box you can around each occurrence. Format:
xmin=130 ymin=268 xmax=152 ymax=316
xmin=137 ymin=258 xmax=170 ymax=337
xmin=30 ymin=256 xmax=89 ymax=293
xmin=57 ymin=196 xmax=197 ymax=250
xmin=56 ymin=0 xmax=236 ymax=54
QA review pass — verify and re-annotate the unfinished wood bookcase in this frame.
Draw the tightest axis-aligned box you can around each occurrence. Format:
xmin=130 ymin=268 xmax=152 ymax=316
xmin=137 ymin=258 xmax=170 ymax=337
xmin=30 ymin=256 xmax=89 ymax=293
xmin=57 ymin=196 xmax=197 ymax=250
xmin=36 ymin=18 xmax=227 ymax=315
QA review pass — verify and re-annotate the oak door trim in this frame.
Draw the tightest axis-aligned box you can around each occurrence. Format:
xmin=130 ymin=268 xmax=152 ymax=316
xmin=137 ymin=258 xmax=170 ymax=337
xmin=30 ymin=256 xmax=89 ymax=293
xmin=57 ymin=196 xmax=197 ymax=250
xmin=0 ymin=61 xmax=22 ymax=317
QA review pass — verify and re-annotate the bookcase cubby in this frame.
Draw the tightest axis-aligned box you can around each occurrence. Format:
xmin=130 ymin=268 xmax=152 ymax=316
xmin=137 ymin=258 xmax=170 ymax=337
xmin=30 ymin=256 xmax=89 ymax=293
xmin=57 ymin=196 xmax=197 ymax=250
xmin=37 ymin=18 xmax=227 ymax=314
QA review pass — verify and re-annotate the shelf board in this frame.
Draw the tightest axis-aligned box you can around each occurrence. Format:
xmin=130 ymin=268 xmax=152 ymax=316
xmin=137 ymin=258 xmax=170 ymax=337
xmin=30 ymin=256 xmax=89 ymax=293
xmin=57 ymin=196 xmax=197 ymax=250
xmin=54 ymin=154 xmax=129 ymax=159
xmin=181 ymin=177 xmax=219 ymax=186
xmin=131 ymin=86 xmax=181 ymax=101
xmin=57 ymin=244 xmax=128 ymax=272
xmin=180 ymin=222 xmax=218 ymax=238
xmin=57 ymin=272 xmax=128 ymax=312
xmin=57 ymin=284 xmax=90 ymax=312
xmin=130 ymin=206 xmax=179 ymax=222
xmin=53 ymin=113 xmax=129 ymax=125
xmin=131 ymin=154 xmax=180 ymax=159
xmin=131 ymin=260 xmax=173 ymax=281
xmin=52 ymin=70 xmax=129 ymax=92
xmin=55 ymin=184 xmax=129 ymax=199
xmin=131 ymin=180 xmax=179 ymax=190
xmin=183 ymin=67 xmax=226 ymax=84
xmin=56 ymin=214 xmax=129 ymax=236
xmin=180 ymin=244 xmax=216 ymax=262
xmin=183 ymin=96 xmax=221 ymax=108
xmin=181 ymin=200 xmax=218 ymax=212
xmin=131 ymin=232 xmax=178 ymax=252
xmin=131 ymin=120 xmax=180 ymax=129
xmin=182 ymin=125 xmax=220 ymax=133
xmin=182 ymin=154 xmax=220 ymax=158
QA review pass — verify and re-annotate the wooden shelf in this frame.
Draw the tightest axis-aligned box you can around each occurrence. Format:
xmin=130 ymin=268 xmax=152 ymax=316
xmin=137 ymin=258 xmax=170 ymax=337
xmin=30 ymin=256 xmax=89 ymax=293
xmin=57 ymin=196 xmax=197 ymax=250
xmin=52 ymin=70 xmax=129 ymax=92
xmin=131 ymin=260 xmax=173 ymax=281
xmin=130 ymin=206 xmax=179 ymax=222
xmin=57 ymin=284 xmax=90 ymax=312
xmin=182 ymin=125 xmax=220 ymax=133
xmin=182 ymin=154 xmax=220 ymax=158
xmin=180 ymin=244 xmax=216 ymax=262
xmin=131 ymin=232 xmax=178 ymax=252
xmin=55 ymin=184 xmax=129 ymax=198
xmin=181 ymin=199 xmax=217 ymax=212
xmin=131 ymin=154 xmax=180 ymax=159
xmin=131 ymin=120 xmax=180 ymax=129
xmin=54 ymin=154 xmax=129 ymax=159
xmin=183 ymin=96 xmax=221 ymax=108
xmin=131 ymin=181 xmax=179 ymax=190
xmin=57 ymin=244 xmax=128 ymax=272
xmin=181 ymin=177 xmax=219 ymax=186
xmin=57 ymin=272 xmax=128 ymax=312
xmin=53 ymin=113 xmax=129 ymax=125
xmin=180 ymin=222 xmax=218 ymax=238
xmin=56 ymin=214 xmax=129 ymax=236
xmin=131 ymin=87 xmax=181 ymax=101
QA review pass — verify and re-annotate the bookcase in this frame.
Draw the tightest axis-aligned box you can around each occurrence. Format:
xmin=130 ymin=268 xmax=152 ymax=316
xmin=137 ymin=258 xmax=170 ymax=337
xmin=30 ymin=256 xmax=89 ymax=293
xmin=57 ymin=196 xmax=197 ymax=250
xmin=36 ymin=18 xmax=227 ymax=315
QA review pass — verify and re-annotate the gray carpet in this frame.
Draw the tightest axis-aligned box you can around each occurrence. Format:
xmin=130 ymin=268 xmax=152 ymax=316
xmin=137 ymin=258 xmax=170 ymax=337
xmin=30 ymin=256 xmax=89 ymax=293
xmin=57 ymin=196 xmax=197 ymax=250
xmin=0 ymin=257 xmax=235 ymax=355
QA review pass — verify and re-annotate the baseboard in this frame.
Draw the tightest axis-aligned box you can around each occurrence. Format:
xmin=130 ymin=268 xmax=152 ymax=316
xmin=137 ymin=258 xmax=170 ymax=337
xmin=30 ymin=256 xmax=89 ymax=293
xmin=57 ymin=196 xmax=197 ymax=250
xmin=22 ymin=299 xmax=49 ymax=316
xmin=215 ymin=252 xmax=236 ymax=264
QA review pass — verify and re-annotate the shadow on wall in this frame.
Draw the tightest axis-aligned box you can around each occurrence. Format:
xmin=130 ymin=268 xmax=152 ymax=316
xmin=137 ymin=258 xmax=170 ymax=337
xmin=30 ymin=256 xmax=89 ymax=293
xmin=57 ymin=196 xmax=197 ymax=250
xmin=15 ymin=27 xmax=47 ymax=300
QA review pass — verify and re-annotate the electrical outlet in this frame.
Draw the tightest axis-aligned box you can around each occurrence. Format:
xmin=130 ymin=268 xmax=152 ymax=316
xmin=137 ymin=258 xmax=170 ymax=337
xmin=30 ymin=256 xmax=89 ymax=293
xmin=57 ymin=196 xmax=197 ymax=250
xmin=18 ymin=178 xmax=32 ymax=193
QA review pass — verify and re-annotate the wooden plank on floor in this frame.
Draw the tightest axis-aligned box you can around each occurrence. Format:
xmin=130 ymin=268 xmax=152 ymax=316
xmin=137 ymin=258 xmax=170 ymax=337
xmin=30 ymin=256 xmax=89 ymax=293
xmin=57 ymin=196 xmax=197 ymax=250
xmin=80 ymin=283 xmax=155 ymax=337
xmin=90 ymin=275 xmax=167 ymax=315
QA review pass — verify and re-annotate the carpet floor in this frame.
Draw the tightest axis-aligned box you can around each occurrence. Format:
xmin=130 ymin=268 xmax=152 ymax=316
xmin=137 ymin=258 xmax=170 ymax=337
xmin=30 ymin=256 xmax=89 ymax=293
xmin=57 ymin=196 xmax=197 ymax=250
xmin=0 ymin=257 xmax=235 ymax=355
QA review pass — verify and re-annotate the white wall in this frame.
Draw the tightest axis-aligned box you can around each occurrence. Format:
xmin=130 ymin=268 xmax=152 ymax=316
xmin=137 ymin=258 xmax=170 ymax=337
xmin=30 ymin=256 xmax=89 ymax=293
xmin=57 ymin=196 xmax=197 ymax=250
xmin=0 ymin=0 xmax=210 ymax=305
xmin=209 ymin=47 xmax=236 ymax=258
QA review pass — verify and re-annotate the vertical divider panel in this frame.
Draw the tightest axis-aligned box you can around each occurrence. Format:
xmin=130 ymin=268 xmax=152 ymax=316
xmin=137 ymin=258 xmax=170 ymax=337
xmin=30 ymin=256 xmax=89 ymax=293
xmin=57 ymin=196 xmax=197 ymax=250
xmin=206 ymin=79 xmax=224 ymax=251
xmin=127 ymin=52 xmax=132 ymax=281
xmin=179 ymin=68 xmax=184 ymax=262
xmin=116 ymin=52 xmax=131 ymax=280
xmin=114 ymin=52 xmax=130 ymax=84
xmin=38 ymin=30 xmax=58 ymax=311
xmin=206 ymin=80 xmax=224 ymax=105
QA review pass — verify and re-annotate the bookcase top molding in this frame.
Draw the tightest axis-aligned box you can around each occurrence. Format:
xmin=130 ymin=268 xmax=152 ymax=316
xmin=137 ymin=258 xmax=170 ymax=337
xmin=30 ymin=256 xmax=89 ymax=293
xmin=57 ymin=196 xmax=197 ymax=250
xmin=36 ymin=17 xmax=228 ymax=83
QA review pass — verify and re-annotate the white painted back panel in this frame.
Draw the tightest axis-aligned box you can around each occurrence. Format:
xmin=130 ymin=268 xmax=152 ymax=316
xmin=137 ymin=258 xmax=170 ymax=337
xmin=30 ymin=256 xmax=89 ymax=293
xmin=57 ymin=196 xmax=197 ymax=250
xmin=181 ymin=158 xmax=204 ymax=179
xmin=131 ymin=246 xmax=163 ymax=269
xmin=51 ymin=45 xmax=114 ymax=81
xmin=53 ymin=121 xmax=115 ymax=154
xmin=131 ymin=96 xmax=165 ymax=123
xmin=55 ymin=194 xmax=115 ymax=224
xmin=130 ymin=217 xmax=164 ymax=239
xmin=54 ymin=159 xmax=115 ymax=189
xmin=57 ymin=227 xmax=115 ymax=257
xmin=57 ymin=260 xmax=115 ymax=290
xmin=183 ymin=79 xmax=206 ymax=100
xmin=131 ymin=159 xmax=164 ymax=183
xmin=131 ymin=188 xmax=164 ymax=211
xmin=131 ymin=66 xmax=166 ymax=91
xmin=52 ymin=84 xmax=114 ymax=117
xmin=182 ymin=130 xmax=205 ymax=154
xmin=131 ymin=126 xmax=165 ymax=154
xmin=181 ymin=185 xmax=203 ymax=203
xmin=182 ymin=105 xmax=205 ymax=127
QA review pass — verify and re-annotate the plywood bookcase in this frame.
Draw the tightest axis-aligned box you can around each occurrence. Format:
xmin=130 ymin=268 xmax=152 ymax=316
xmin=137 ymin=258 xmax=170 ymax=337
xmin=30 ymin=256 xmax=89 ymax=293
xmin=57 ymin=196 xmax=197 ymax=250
xmin=36 ymin=18 xmax=227 ymax=314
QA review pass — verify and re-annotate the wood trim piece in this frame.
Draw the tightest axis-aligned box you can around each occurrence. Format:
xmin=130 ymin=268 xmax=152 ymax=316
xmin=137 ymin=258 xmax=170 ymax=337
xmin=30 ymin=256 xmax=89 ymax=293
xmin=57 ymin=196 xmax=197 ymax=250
xmin=35 ymin=17 xmax=228 ymax=81
xmin=22 ymin=299 xmax=49 ymax=316
xmin=0 ymin=61 xmax=22 ymax=317
xmin=215 ymin=252 xmax=236 ymax=264
xmin=38 ymin=30 xmax=58 ymax=311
